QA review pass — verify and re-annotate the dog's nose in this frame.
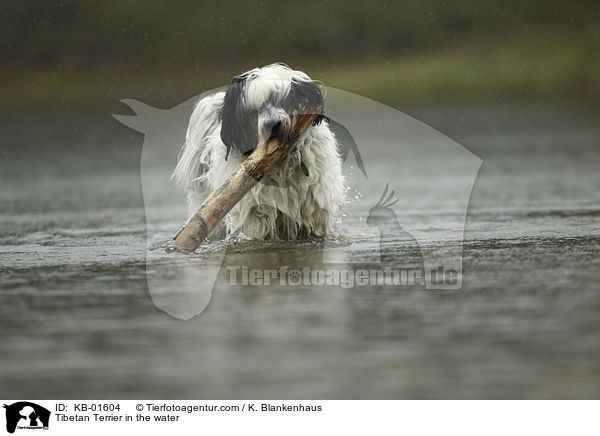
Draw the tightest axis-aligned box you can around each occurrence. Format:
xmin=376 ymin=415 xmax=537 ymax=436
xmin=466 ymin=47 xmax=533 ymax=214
xmin=267 ymin=120 xmax=282 ymax=139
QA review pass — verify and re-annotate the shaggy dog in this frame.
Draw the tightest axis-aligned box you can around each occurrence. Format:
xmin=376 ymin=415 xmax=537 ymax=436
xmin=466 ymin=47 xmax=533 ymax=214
xmin=173 ymin=63 xmax=344 ymax=240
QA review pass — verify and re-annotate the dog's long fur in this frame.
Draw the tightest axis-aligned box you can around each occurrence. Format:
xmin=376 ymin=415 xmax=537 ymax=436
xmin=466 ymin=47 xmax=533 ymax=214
xmin=173 ymin=64 xmax=344 ymax=240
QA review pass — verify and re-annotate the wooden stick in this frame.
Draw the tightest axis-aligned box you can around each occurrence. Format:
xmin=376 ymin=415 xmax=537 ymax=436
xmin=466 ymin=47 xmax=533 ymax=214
xmin=167 ymin=106 xmax=321 ymax=253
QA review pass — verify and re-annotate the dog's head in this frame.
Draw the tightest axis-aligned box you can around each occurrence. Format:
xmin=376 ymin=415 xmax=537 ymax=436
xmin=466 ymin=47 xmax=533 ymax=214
xmin=220 ymin=63 xmax=324 ymax=159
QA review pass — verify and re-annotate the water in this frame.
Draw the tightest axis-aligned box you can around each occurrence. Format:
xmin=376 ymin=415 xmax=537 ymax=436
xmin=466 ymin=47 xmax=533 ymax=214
xmin=1 ymin=100 xmax=599 ymax=399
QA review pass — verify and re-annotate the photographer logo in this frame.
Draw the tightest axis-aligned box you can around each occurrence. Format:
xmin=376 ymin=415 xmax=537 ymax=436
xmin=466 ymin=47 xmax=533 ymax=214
xmin=3 ymin=402 xmax=50 ymax=434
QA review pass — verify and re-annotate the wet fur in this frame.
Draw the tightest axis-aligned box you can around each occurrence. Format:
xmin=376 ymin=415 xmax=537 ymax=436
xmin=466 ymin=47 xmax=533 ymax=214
xmin=172 ymin=64 xmax=344 ymax=240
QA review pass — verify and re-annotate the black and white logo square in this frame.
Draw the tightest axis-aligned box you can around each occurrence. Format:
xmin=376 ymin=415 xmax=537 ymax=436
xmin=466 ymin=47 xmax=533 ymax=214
xmin=3 ymin=402 xmax=50 ymax=434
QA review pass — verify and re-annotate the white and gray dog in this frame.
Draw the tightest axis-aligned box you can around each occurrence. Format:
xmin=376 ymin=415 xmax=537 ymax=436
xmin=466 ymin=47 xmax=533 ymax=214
xmin=173 ymin=63 xmax=344 ymax=240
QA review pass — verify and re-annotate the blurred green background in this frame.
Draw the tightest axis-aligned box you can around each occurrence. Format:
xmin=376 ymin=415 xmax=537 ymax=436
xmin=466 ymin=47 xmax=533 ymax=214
xmin=1 ymin=0 xmax=599 ymax=106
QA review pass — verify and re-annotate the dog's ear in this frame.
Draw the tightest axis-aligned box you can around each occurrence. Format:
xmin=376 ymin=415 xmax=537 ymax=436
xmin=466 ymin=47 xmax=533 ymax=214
xmin=286 ymin=80 xmax=324 ymax=124
xmin=220 ymin=75 xmax=258 ymax=159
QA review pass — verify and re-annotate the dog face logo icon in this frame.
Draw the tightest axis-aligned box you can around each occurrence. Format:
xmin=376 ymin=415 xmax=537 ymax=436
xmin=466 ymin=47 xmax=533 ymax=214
xmin=3 ymin=402 xmax=50 ymax=434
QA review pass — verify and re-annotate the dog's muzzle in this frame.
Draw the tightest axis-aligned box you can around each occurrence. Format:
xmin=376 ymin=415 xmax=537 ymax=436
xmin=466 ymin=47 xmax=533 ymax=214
xmin=258 ymin=107 xmax=291 ymax=145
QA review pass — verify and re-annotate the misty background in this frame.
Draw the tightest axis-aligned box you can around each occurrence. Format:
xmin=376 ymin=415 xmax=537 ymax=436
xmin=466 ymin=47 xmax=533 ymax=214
xmin=2 ymin=0 xmax=599 ymax=105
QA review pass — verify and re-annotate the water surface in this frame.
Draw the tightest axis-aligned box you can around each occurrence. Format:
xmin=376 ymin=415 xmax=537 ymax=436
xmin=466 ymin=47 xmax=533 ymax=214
xmin=1 ymin=101 xmax=599 ymax=398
